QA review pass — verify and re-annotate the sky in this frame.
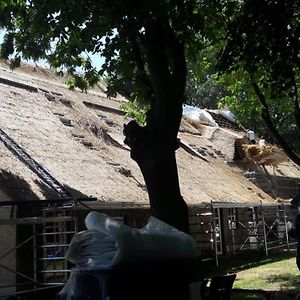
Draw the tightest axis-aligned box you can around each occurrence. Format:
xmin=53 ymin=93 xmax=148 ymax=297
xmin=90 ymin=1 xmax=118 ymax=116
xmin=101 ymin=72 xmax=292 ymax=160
xmin=0 ymin=29 xmax=104 ymax=70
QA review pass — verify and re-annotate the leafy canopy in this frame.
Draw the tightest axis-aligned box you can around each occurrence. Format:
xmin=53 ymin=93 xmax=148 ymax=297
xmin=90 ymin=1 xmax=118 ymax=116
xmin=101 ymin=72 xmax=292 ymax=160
xmin=218 ymin=0 xmax=300 ymax=163
xmin=0 ymin=1 xmax=231 ymax=98
xmin=3 ymin=0 xmax=299 ymax=165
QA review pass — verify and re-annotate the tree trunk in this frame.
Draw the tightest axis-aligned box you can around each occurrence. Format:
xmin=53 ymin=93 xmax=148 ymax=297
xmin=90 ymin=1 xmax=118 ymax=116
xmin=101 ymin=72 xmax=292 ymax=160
xmin=138 ymin=141 xmax=190 ymax=233
xmin=141 ymin=149 xmax=189 ymax=232
xmin=124 ymin=120 xmax=190 ymax=233
xmin=123 ymin=20 xmax=190 ymax=233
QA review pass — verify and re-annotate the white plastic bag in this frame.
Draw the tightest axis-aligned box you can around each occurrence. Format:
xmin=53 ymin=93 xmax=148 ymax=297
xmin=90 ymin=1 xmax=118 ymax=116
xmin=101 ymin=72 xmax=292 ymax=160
xmin=66 ymin=229 xmax=118 ymax=268
xmin=183 ymin=104 xmax=218 ymax=127
xmin=219 ymin=110 xmax=235 ymax=123
xmin=66 ymin=212 xmax=199 ymax=270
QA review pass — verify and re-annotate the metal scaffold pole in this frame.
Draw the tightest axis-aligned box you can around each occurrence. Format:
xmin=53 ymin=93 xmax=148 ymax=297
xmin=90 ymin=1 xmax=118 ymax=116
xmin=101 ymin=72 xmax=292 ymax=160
xmin=261 ymin=202 xmax=268 ymax=257
xmin=211 ymin=202 xmax=219 ymax=267
xmin=33 ymin=223 xmax=37 ymax=289
xmin=283 ymin=205 xmax=290 ymax=251
xmin=231 ymin=213 xmax=236 ymax=256
xmin=74 ymin=200 xmax=79 ymax=234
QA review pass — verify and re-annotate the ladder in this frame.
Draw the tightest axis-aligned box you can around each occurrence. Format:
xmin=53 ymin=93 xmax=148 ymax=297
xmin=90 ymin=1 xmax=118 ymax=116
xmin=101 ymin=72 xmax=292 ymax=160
xmin=34 ymin=202 xmax=76 ymax=286
xmin=0 ymin=128 xmax=72 ymax=198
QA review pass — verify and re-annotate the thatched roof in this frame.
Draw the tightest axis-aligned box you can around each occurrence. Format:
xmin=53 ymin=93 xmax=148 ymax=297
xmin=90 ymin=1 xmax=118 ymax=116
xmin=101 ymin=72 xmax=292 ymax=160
xmin=241 ymin=144 xmax=287 ymax=165
xmin=0 ymin=61 xmax=296 ymax=206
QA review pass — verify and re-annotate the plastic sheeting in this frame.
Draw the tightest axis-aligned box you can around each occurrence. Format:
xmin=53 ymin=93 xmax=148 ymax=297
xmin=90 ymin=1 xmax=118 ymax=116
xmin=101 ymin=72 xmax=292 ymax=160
xmin=219 ymin=110 xmax=235 ymax=123
xmin=66 ymin=211 xmax=199 ymax=270
xmin=182 ymin=105 xmax=218 ymax=127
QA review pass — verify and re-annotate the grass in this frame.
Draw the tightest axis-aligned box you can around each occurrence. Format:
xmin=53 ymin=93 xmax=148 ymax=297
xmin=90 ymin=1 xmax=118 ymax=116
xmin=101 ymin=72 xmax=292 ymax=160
xmin=197 ymin=251 xmax=300 ymax=299
xmin=233 ymin=255 xmax=300 ymax=291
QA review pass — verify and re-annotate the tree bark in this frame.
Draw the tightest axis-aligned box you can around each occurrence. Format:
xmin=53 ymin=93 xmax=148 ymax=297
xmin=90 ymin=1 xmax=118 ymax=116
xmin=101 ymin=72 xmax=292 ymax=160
xmin=124 ymin=119 xmax=190 ymax=234
xmin=124 ymin=20 xmax=190 ymax=233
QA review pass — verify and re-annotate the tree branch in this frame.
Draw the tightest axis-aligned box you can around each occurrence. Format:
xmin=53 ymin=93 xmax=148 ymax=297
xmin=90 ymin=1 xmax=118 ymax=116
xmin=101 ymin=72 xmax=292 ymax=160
xmin=123 ymin=18 xmax=154 ymax=106
xmin=163 ymin=23 xmax=187 ymax=100
xmin=144 ymin=20 xmax=173 ymax=104
xmin=143 ymin=20 xmax=185 ymax=147
xmin=252 ymin=81 xmax=300 ymax=166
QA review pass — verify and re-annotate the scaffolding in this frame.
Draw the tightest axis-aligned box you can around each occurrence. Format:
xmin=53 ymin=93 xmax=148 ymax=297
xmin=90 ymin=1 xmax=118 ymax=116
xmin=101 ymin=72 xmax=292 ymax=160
xmin=0 ymin=198 xmax=94 ymax=299
xmin=0 ymin=198 xmax=298 ymax=297
xmin=189 ymin=201 xmax=298 ymax=266
xmin=0 ymin=198 xmax=150 ymax=299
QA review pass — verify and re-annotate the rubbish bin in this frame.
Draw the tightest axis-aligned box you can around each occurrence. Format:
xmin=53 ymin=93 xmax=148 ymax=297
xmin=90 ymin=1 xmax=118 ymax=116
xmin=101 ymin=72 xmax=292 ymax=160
xmin=57 ymin=259 xmax=195 ymax=300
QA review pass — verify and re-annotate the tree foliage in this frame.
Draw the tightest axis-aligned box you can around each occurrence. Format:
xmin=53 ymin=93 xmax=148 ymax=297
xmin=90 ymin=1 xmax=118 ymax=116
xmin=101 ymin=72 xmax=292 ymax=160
xmin=0 ymin=0 xmax=234 ymax=232
xmin=218 ymin=0 xmax=300 ymax=165
xmin=185 ymin=45 xmax=228 ymax=109
xmin=1 ymin=0 xmax=300 ymax=235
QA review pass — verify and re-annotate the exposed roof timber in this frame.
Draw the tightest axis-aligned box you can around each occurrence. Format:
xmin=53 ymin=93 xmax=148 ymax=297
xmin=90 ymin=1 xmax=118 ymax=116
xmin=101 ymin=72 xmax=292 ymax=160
xmin=0 ymin=76 xmax=38 ymax=93
xmin=179 ymin=140 xmax=209 ymax=162
xmin=83 ymin=101 xmax=124 ymax=116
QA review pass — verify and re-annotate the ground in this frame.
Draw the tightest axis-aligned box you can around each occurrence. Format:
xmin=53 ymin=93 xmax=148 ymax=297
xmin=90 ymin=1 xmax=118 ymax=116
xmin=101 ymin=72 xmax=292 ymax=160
xmin=199 ymin=251 xmax=300 ymax=299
